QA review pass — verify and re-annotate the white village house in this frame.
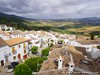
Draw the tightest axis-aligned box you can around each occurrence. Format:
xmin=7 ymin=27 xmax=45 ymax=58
xmin=5 ymin=37 xmax=31 ymax=62
xmin=9 ymin=30 xmax=21 ymax=38
xmin=0 ymin=30 xmax=4 ymax=37
xmin=69 ymin=40 xmax=100 ymax=58
xmin=0 ymin=24 xmax=15 ymax=31
xmin=0 ymin=37 xmax=11 ymax=66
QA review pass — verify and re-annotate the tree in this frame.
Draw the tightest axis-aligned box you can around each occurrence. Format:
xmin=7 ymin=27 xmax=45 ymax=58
xmin=24 ymin=57 xmax=47 ymax=72
xmin=14 ymin=64 xmax=32 ymax=75
xmin=42 ymin=47 xmax=50 ymax=57
xmin=31 ymin=46 xmax=38 ymax=54
xmin=90 ymin=33 xmax=94 ymax=40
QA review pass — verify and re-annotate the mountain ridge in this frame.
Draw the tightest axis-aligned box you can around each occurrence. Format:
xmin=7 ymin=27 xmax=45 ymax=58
xmin=0 ymin=12 xmax=100 ymax=23
xmin=0 ymin=12 xmax=100 ymax=32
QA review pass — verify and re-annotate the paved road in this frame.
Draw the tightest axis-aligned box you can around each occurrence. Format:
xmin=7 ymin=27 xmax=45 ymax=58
xmin=0 ymin=72 xmax=14 ymax=75
xmin=0 ymin=66 xmax=14 ymax=75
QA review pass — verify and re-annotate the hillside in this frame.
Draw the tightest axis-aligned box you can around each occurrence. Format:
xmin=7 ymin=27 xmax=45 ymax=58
xmin=0 ymin=12 xmax=100 ymax=36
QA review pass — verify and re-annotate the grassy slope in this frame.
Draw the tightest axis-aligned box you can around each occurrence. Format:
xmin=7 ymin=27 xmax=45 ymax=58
xmin=0 ymin=14 xmax=100 ymax=36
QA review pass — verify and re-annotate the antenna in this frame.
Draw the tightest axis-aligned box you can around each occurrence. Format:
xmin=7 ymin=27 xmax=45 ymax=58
xmin=70 ymin=54 xmax=73 ymax=62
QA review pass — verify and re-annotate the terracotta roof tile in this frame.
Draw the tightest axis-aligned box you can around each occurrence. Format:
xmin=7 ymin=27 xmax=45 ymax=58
xmin=0 ymin=37 xmax=7 ymax=47
xmin=5 ymin=37 xmax=28 ymax=46
xmin=75 ymin=46 xmax=87 ymax=55
xmin=4 ymin=32 xmax=10 ymax=36
xmin=0 ymin=30 xmax=3 ymax=34
xmin=10 ymin=31 xmax=21 ymax=35
xmin=90 ymin=40 xmax=100 ymax=44
xmin=76 ymin=40 xmax=100 ymax=45
xmin=76 ymin=40 xmax=91 ymax=45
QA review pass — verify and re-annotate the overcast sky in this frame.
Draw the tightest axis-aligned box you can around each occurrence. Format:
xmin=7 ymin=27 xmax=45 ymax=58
xmin=0 ymin=0 xmax=100 ymax=19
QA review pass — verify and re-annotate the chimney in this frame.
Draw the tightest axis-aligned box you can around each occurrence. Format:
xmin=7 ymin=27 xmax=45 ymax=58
xmin=58 ymin=55 xmax=63 ymax=69
xmin=68 ymin=54 xmax=75 ymax=73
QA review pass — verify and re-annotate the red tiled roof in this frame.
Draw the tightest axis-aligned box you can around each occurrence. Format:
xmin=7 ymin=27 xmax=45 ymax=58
xmin=0 ymin=37 xmax=7 ymax=47
xmin=5 ymin=37 xmax=29 ymax=46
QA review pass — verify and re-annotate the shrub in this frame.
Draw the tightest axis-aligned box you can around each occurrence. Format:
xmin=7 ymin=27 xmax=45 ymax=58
xmin=6 ymin=28 xmax=10 ymax=31
xmin=58 ymin=40 xmax=63 ymax=44
xmin=14 ymin=64 xmax=32 ymax=75
xmin=42 ymin=47 xmax=50 ymax=57
xmin=24 ymin=57 xmax=47 ymax=72
xmin=49 ymin=43 xmax=53 ymax=47
xmin=31 ymin=46 xmax=38 ymax=54
xmin=97 ymin=45 xmax=100 ymax=49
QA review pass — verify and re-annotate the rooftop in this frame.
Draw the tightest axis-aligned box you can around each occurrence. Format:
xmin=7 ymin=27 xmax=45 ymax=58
xmin=39 ymin=44 xmax=100 ymax=75
xmin=5 ymin=37 xmax=29 ymax=46
xmin=0 ymin=37 xmax=7 ymax=47
xmin=76 ymin=40 xmax=100 ymax=45
xmin=0 ymin=30 xmax=3 ymax=34
xmin=10 ymin=30 xmax=21 ymax=35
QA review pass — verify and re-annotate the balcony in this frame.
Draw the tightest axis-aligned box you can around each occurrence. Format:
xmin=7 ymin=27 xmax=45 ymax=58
xmin=12 ymin=50 xmax=17 ymax=54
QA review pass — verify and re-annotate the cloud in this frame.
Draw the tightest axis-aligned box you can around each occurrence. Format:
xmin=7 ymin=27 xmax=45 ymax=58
xmin=0 ymin=0 xmax=100 ymax=19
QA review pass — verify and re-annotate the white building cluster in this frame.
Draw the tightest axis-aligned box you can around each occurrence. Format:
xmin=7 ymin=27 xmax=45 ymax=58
xmin=0 ymin=25 xmax=76 ymax=66
xmin=0 ymin=24 xmax=100 ymax=68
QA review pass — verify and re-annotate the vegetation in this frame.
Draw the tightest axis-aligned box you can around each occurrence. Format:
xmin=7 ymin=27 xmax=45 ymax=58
xmin=42 ymin=47 xmax=50 ymax=57
xmin=24 ymin=57 xmax=47 ymax=72
xmin=90 ymin=32 xmax=95 ymax=40
xmin=97 ymin=45 xmax=100 ymax=49
xmin=14 ymin=64 xmax=32 ymax=75
xmin=31 ymin=46 xmax=38 ymax=54
xmin=0 ymin=12 xmax=100 ymax=36
xmin=49 ymin=43 xmax=53 ymax=47
xmin=58 ymin=40 xmax=64 ymax=44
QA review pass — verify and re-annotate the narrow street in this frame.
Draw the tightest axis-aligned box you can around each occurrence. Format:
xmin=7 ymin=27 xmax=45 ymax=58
xmin=0 ymin=66 xmax=14 ymax=75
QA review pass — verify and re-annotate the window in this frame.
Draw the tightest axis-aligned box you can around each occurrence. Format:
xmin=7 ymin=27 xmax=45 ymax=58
xmin=12 ymin=46 xmax=17 ymax=54
xmin=13 ymin=56 xmax=16 ymax=60
xmin=23 ymin=43 xmax=26 ymax=49
xmin=18 ymin=45 xmax=20 ymax=48
xmin=12 ymin=46 xmax=15 ymax=53
xmin=24 ymin=50 xmax=26 ymax=54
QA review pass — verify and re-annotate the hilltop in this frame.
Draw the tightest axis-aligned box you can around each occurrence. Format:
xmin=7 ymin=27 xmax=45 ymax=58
xmin=0 ymin=12 xmax=100 ymax=36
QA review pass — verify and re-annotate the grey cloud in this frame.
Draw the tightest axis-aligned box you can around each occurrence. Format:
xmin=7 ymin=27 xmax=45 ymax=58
xmin=0 ymin=0 xmax=100 ymax=19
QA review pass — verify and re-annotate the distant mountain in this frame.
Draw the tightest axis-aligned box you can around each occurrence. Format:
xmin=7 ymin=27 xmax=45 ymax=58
xmin=0 ymin=12 xmax=100 ymax=32
xmin=43 ymin=17 xmax=100 ymax=25
xmin=72 ymin=17 xmax=100 ymax=25
xmin=0 ymin=12 xmax=31 ymax=30
xmin=0 ymin=12 xmax=100 ymax=25
xmin=0 ymin=12 xmax=33 ymax=20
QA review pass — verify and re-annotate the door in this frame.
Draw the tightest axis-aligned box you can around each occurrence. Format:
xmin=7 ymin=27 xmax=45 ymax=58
xmin=1 ymin=60 xmax=4 ymax=66
xmin=18 ymin=54 xmax=21 ymax=59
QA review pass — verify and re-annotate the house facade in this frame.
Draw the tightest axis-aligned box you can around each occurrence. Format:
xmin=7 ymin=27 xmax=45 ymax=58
xmin=0 ymin=24 xmax=15 ymax=31
xmin=5 ymin=37 xmax=30 ymax=62
xmin=0 ymin=37 xmax=11 ymax=66
xmin=69 ymin=40 xmax=100 ymax=58
xmin=10 ymin=31 xmax=21 ymax=38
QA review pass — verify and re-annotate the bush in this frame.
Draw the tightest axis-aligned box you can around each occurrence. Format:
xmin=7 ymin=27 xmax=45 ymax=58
xmin=31 ymin=46 xmax=38 ymax=54
xmin=58 ymin=40 xmax=63 ymax=44
xmin=49 ymin=43 xmax=53 ymax=47
xmin=42 ymin=47 xmax=50 ymax=57
xmin=14 ymin=64 xmax=32 ymax=75
xmin=6 ymin=28 xmax=10 ymax=31
xmin=97 ymin=45 xmax=100 ymax=49
xmin=24 ymin=57 xmax=47 ymax=72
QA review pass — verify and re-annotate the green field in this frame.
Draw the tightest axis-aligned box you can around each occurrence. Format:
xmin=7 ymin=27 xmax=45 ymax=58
xmin=0 ymin=14 xmax=100 ymax=36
